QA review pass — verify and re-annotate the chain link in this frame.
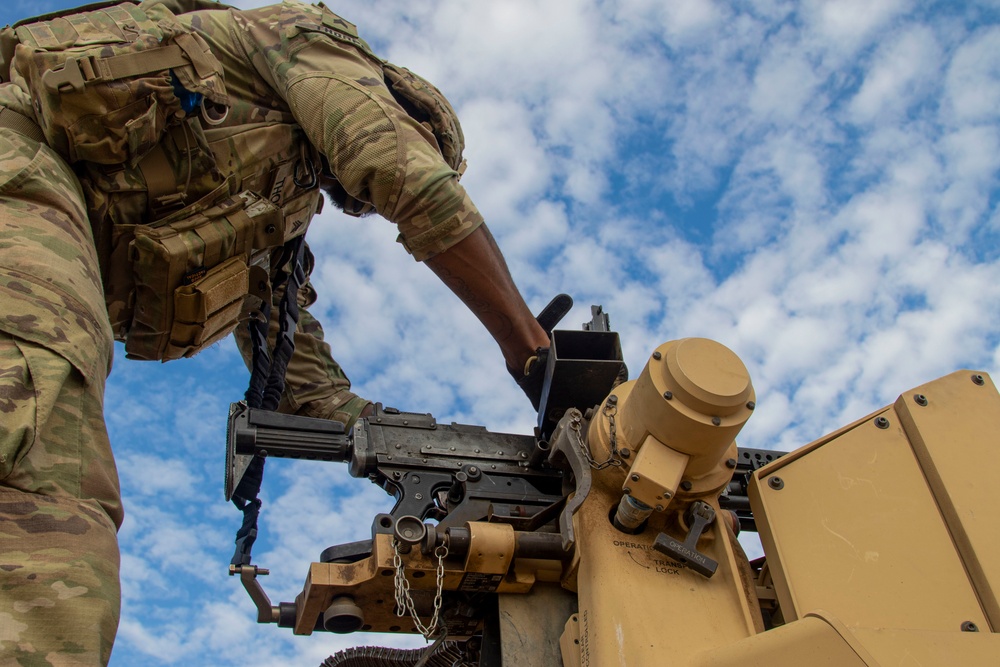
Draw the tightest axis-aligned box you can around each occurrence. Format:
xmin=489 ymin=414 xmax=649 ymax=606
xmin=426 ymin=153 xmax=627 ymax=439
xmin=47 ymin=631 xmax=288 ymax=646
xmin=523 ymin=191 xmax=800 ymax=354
xmin=573 ymin=402 xmax=624 ymax=470
xmin=392 ymin=536 xmax=449 ymax=638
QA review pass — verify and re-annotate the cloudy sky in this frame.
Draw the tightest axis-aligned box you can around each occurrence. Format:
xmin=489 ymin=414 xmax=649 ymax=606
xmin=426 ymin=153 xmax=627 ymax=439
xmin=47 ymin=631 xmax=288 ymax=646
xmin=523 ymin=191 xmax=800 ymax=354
xmin=4 ymin=0 xmax=1000 ymax=664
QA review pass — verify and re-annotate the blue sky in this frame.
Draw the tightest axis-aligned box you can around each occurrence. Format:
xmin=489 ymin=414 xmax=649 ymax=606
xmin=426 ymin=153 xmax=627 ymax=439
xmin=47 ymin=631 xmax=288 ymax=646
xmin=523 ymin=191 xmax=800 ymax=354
xmin=4 ymin=0 xmax=1000 ymax=664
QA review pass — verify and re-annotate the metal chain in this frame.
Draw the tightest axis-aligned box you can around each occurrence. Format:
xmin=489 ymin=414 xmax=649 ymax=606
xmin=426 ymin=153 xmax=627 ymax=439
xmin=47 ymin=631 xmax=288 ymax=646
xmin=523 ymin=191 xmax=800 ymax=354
xmin=573 ymin=402 xmax=624 ymax=470
xmin=392 ymin=536 xmax=449 ymax=638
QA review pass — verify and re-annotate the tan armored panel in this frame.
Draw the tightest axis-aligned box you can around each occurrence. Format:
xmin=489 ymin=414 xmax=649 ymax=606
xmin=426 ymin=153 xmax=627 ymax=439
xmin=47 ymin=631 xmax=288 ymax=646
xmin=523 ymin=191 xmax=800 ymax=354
xmin=750 ymin=370 xmax=998 ymax=634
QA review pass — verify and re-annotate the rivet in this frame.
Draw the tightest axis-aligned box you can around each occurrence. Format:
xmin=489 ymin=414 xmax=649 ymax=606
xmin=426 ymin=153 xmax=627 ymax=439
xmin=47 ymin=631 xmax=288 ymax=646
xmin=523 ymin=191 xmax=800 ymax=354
xmin=874 ymin=416 xmax=890 ymax=429
xmin=663 ymin=391 xmax=673 ymax=400
xmin=652 ymin=351 xmax=662 ymax=360
xmin=655 ymin=505 xmax=664 ymax=512
xmin=623 ymin=487 xmax=632 ymax=495
xmin=914 ymin=394 xmax=928 ymax=406
xmin=746 ymin=401 xmax=756 ymax=410
xmin=630 ymin=474 xmax=640 ymax=482
xmin=726 ymin=458 xmax=737 ymax=469
xmin=768 ymin=476 xmax=784 ymax=490
xmin=972 ymin=374 xmax=985 ymax=386
xmin=711 ymin=416 xmax=721 ymax=426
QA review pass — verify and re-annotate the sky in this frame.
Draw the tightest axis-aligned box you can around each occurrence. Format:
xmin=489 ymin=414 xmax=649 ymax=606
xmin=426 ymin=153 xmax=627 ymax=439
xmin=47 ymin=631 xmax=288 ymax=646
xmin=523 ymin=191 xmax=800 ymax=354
xmin=3 ymin=0 xmax=1000 ymax=664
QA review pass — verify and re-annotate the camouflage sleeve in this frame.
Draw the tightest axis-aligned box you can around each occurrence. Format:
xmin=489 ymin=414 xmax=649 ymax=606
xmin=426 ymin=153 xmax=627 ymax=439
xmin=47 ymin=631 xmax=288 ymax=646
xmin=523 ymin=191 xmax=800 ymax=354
xmin=231 ymin=1 xmax=484 ymax=260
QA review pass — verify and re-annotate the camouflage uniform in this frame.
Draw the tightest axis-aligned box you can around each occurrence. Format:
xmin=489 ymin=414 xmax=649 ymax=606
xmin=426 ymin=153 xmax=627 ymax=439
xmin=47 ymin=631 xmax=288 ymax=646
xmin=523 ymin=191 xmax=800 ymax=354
xmin=0 ymin=0 xmax=483 ymax=663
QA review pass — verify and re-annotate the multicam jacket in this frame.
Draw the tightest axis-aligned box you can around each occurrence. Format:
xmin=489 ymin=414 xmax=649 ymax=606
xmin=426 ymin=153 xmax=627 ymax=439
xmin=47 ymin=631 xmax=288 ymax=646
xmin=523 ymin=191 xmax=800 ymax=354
xmin=0 ymin=0 xmax=484 ymax=423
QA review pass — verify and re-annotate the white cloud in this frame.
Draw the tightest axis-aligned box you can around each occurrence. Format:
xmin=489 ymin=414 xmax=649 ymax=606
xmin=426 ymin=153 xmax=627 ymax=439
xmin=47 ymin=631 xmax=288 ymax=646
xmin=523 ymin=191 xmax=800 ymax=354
xmin=848 ymin=25 xmax=943 ymax=124
xmin=944 ymin=25 xmax=1000 ymax=126
xmin=804 ymin=0 xmax=913 ymax=54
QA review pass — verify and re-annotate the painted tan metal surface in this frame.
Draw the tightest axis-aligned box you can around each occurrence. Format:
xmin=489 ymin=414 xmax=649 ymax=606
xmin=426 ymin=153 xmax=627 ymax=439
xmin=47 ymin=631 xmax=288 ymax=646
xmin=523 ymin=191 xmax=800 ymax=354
xmin=465 ymin=521 xmax=515 ymax=575
xmin=749 ymin=371 xmax=994 ymax=634
xmin=697 ymin=610 xmax=1000 ymax=667
xmin=850 ymin=625 xmax=1000 ymax=665
xmin=616 ymin=338 xmax=755 ymax=476
xmin=295 ymin=527 xmax=546 ymax=636
xmin=559 ymin=614 xmax=582 ymax=667
xmin=691 ymin=613 xmax=875 ymax=667
xmin=568 ymin=492 xmax=762 ymax=666
xmin=626 ymin=433 xmax=688 ymax=509
xmin=894 ymin=371 xmax=1000 ymax=630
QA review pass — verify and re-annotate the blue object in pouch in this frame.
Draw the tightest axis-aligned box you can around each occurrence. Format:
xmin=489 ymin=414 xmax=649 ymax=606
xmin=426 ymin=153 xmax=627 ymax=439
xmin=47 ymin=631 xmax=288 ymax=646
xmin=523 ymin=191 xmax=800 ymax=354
xmin=171 ymin=70 xmax=204 ymax=114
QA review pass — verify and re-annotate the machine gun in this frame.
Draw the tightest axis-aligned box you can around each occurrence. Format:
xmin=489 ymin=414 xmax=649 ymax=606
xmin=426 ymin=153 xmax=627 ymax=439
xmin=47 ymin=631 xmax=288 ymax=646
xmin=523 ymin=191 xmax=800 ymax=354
xmin=225 ymin=308 xmax=1000 ymax=666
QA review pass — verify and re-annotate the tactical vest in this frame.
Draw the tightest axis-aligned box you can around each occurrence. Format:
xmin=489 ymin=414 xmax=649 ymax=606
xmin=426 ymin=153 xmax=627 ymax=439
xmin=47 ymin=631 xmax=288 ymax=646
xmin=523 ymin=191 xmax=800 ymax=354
xmin=2 ymin=0 xmax=465 ymax=362
xmin=1 ymin=0 xmax=321 ymax=361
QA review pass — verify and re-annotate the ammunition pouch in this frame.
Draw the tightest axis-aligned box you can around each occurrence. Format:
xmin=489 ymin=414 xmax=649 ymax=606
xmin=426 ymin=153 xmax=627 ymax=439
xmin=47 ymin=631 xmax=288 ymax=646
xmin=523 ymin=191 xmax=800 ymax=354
xmin=9 ymin=1 xmax=227 ymax=164
xmin=125 ymin=190 xmax=283 ymax=361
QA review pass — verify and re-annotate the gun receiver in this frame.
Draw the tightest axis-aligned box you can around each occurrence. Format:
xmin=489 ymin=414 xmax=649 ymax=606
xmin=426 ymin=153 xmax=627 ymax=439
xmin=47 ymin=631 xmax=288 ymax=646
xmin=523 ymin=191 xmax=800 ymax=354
xmin=227 ymin=403 xmax=566 ymax=529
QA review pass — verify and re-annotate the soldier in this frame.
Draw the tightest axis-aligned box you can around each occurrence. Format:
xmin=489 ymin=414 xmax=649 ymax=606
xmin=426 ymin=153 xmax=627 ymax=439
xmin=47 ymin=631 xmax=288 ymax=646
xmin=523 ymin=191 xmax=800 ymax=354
xmin=0 ymin=0 xmax=549 ymax=663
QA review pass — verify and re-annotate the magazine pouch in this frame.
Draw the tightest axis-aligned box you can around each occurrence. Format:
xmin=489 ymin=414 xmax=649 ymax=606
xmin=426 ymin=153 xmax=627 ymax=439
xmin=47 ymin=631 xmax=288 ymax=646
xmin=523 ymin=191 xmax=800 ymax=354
xmin=127 ymin=190 xmax=281 ymax=361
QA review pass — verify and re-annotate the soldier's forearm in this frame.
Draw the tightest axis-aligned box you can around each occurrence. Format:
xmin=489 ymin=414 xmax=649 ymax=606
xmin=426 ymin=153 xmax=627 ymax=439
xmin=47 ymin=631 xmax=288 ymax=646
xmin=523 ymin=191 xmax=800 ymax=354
xmin=425 ymin=225 xmax=549 ymax=372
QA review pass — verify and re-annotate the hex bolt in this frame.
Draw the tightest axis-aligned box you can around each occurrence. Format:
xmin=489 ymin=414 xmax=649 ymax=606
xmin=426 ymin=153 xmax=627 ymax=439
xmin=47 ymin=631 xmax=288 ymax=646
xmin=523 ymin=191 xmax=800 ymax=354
xmin=914 ymin=394 xmax=928 ymax=407
xmin=469 ymin=467 xmax=478 ymax=474
xmin=655 ymin=505 xmax=664 ymax=512
xmin=726 ymin=458 xmax=737 ymax=469
xmin=746 ymin=401 xmax=756 ymax=410
xmin=663 ymin=391 xmax=673 ymax=400
xmin=623 ymin=487 xmax=632 ymax=495
xmin=620 ymin=448 xmax=631 ymax=459
xmin=663 ymin=490 xmax=673 ymax=499
xmin=711 ymin=416 xmax=721 ymax=426
xmin=961 ymin=621 xmax=979 ymax=632
xmin=414 ymin=493 xmax=423 ymax=500
xmin=680 ymin=480 xmax=693 ymax=492
xmin=768 ymin=476 xmax=784 ymax=490
xmin=608 ymin=395 xmax=619 ymax=405
xmin=652 ymin=351 xmax=662 ymax=361
xmin=874 ymin=416 xmax=890 ymax=429
xmin=972 ymin=374 xmax=985 ymax=386
xmin=630 ymin=474 xmax=640 ymax=482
